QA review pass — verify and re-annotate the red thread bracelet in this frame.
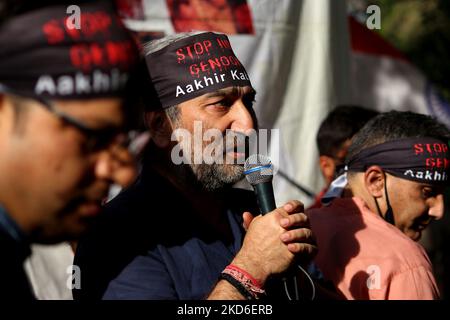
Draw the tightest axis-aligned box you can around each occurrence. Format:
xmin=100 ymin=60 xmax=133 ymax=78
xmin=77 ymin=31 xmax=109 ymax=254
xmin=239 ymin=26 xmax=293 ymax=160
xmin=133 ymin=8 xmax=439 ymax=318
xmin=225 ymin=264 xmax=263 ymax=289
xmin=222 ymin=264 xmax=265 ymax=299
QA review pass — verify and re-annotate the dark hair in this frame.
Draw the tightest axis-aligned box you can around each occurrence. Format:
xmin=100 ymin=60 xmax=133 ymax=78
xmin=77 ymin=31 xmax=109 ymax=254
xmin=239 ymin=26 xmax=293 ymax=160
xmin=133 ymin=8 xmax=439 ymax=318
xmin=347 ymin=110 xmax=450 ymax=162
xmin=317 ymin=105 xmax=379 ymax=157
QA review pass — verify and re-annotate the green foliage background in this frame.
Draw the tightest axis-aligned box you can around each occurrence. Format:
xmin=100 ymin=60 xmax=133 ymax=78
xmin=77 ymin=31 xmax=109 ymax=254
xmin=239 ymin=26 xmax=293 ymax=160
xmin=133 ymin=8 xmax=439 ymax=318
xmin=369 ymin=0 xmax=450 ymax=101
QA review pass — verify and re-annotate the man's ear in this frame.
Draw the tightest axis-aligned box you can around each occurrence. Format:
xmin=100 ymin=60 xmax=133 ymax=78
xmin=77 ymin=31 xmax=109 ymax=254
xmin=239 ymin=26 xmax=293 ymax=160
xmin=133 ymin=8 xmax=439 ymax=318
xmin=144 ymin=110 xmax=172 ymax=148
xmin=364 ymin=165 xmax=385 ymax=198
xmin=319 ymin=155 xmax=336 ymax=185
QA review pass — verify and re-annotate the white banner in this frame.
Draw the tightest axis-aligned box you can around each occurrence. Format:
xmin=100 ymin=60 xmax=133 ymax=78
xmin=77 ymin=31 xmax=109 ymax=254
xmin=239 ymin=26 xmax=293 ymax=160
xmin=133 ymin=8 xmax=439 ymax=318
xmin=119 ymin=0 xmax=351 ymax=205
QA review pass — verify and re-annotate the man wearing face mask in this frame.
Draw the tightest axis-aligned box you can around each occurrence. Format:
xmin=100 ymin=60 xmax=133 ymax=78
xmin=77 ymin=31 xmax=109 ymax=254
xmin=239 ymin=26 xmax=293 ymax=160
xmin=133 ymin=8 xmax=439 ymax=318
xmin=307 ymin=111 xmax=449 ymax=300
xmin=0 ymin=0 xmax=140 ymax=299
xmin=74 ymin=31 xmax=318 ymax=300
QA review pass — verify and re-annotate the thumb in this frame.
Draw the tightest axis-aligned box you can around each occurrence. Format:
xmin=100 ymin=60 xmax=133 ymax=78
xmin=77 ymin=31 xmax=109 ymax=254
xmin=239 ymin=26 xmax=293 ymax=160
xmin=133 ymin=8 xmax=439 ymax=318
xmin=242 ymin=212 xmax=254 ymax=231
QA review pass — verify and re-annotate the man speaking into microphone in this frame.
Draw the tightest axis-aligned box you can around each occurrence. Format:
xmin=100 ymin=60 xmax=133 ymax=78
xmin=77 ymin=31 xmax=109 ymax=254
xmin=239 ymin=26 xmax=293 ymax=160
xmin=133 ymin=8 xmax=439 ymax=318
xmin=74 ymin=31 xmax=317 ymax=300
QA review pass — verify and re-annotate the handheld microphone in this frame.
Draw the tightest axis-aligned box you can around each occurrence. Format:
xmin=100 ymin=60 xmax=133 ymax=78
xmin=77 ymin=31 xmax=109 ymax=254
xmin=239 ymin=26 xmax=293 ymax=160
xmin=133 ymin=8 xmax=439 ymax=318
xmin=244 ymin=154 xmax=276 ymax=215
xmin=244 ymin=155 xmax=314 ymax=300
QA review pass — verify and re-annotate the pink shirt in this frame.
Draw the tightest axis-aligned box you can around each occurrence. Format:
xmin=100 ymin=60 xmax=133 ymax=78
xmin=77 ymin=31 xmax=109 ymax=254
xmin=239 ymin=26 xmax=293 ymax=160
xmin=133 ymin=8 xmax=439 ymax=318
xmin=307 ymin=197 xmax=440 ymax=300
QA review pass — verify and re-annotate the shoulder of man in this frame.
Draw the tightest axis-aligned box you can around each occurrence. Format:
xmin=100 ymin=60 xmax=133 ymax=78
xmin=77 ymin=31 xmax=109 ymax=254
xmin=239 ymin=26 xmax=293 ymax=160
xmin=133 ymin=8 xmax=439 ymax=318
xmin=73 ymin=174 xmax=159 ymax=300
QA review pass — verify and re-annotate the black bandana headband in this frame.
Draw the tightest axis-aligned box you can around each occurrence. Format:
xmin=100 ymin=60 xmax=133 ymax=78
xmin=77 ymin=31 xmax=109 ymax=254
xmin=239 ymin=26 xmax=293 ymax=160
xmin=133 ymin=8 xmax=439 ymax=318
xmin=145 ymin=32 xmax=252 ymax=109
xmin=0 ymin=1 xmax=139 ymax=100
xmin=346 ymin=137 xmax=450 ymax=185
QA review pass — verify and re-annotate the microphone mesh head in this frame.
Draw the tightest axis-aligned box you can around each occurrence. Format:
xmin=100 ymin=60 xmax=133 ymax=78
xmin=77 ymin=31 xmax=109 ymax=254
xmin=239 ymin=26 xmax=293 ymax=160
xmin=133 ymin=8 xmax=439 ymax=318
xmin=244 ymin=154 xmax=274 ymax=185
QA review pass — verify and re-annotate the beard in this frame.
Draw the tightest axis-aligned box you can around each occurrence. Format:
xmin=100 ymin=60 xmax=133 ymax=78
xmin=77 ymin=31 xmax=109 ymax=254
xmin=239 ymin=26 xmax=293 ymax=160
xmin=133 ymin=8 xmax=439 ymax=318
xmin=173 ymin=127 xmax=247 ymax=191
xmin=187 ymin=131 xmax=246 ymax=191
xmin=169 ymin=109 xmax=258 ymax=191
xmin=189 ymin=161 xmax=245 ymax=191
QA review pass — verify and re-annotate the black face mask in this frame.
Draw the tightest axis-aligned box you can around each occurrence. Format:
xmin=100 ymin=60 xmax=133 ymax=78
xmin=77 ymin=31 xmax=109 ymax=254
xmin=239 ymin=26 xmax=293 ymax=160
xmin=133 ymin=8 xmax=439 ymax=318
xmin=348 ymin=137 xmax=450 ymax=225
xmin=373 ymin=174 xmax=395 ymax=225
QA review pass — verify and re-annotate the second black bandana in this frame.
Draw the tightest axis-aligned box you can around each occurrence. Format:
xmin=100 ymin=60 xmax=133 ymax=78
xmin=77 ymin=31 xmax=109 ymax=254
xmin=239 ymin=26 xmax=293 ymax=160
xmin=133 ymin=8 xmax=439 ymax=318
xmin=346 ymin=137 xmax=450 ymax=184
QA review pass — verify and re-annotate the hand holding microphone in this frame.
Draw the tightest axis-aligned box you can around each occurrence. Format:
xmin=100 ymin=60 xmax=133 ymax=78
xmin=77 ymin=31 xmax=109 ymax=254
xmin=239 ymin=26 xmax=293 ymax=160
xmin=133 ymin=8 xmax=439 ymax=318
xmin=209 ymin=198 xmax=312 ymax=300
xmin=229 ymin=155 xmax=317 ymax=289
xmin=241 ymin=200 xmax=314 ymax=255
xmin=243 ymin=154 xmax=317 ymax=256
xmin=211 ymin=154 xmax=317 ymax=300
xmin=232 ymin=200 xmax=313 ymax=285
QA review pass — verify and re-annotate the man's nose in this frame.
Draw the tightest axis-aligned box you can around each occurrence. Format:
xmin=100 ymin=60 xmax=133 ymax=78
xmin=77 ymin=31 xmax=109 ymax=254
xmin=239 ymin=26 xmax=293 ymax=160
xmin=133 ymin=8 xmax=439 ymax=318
xmin=229 ymin=99 xmax=254 ymax=134
xmin=429 ymin=194 xmax=444 ymax=220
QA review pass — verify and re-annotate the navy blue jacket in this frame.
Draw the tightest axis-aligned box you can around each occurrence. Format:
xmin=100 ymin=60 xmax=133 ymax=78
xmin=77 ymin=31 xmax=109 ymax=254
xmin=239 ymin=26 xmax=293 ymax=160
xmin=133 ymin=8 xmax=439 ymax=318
xmin=73 ymin=166 xmax=258 ymax=300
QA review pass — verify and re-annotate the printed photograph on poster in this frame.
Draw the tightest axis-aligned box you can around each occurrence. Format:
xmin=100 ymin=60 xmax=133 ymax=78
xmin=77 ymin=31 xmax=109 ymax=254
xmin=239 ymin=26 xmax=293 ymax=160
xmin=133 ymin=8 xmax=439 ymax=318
xmin=166 ymin=0 xmax=254 ymax=34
